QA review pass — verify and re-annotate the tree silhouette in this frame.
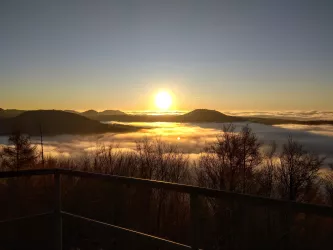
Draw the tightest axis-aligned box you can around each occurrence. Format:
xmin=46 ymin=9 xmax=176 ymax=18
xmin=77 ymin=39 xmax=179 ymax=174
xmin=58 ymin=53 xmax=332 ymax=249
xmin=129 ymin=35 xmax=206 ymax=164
xmin=322 ymin=163 xmax=333 ymax=205
xmin=277 ymin=137 xmax=324 ymax=201
xmin=197 ymin=124 xmax=261 ymax=193
xmin=255 ymin=141 xmax=278 ymax=197
xmin=1 ymin=131 xmax=37 ymax=171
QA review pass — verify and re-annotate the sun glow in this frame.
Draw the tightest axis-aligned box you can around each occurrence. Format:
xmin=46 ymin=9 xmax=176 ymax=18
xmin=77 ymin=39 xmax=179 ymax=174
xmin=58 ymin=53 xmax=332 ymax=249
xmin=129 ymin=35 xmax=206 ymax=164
xmin=155 ymin=91 xmax=172 ymax=110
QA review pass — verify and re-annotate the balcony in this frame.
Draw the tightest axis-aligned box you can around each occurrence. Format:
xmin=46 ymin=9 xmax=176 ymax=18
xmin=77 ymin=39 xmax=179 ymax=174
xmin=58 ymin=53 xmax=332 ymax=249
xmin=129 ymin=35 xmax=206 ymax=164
xmin=0 ymin=168 xmax=332 ymax=250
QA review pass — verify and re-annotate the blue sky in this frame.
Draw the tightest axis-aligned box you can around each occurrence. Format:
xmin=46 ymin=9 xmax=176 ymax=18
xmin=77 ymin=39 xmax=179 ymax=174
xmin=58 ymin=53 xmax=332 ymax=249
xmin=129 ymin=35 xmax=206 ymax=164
xmin=1 ymin=0 xmax=332 ymax=111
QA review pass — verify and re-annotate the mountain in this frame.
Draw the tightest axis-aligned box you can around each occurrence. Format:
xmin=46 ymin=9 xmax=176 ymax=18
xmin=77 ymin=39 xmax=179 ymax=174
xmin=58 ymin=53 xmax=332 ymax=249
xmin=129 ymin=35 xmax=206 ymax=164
xmin=0 ymin=108 xmax=128 ymax=120
xmin=64 ymin=110 xmax=80 ymax=114
xmin=1 ymin=109 xmax=332 ymax=128
xmin=93 ymin=109 xmax=244 ymax=123
xmin=81 ymin=109 xmax=127 ymax=118
xmin=0 ymin=109 xmax=26 ymax=118
xmin=99 ymin=110 xmax=126 ymax=116
xmin=92 ymin=109 xmax=333 ymax=126
xmin=81 ymin=110 xmax=99 ymax=116
xmin=0 ymin=110 xmax=139 ymax=136
xmin=175 ymin=109 xmax=243 ymax=122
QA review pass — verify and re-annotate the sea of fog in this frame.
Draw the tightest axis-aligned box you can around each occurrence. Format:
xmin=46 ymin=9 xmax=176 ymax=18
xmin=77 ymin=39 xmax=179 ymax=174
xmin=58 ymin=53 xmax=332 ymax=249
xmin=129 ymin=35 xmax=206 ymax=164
xmin=1 ymin=122 xmax=333 ymax=163
xmin=129 ymin=110 xmax=333 ymax=120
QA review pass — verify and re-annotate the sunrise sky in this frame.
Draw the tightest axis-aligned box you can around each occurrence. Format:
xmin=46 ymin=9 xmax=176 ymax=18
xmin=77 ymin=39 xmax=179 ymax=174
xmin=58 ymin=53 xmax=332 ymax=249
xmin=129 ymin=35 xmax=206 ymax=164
xmin=1 ymin=0 xmax=332 ymax=111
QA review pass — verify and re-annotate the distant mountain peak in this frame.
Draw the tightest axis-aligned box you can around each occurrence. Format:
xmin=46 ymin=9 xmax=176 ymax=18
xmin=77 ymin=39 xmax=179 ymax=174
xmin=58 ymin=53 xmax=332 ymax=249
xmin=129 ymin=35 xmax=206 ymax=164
xmin=0 ymin=109 xmax=25 ymax=118
xmin=81 ymin=109 xmax=126 ymax=116
xmin=184 ymin=109 xmax=229 ymax=117
xmin=0 ymin=110 xmax=138 ymax=135
xmin=179 ymin=109 xmax=240 ymax=122
xmin=81 ymin=110 xmax=99 ymax=116
xmin=99 ymin=110 xmax=126 ymax=115
xmin=64 ymin=110 xmax=80 ymax=114
xmin=187 ymin=109 xmax=226 ymax=115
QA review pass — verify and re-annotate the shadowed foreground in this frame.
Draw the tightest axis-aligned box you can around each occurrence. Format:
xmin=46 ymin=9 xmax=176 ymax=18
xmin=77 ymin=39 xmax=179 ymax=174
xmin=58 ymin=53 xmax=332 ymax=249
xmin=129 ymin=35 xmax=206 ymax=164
xmin=0 ymin=168 xmax=332 ymax=250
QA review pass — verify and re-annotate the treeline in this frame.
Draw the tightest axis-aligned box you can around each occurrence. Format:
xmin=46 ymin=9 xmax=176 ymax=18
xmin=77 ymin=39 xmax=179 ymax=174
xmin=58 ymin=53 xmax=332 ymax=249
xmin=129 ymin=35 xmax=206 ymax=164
xmin=0 ymin=126 xmax=333 ymax=249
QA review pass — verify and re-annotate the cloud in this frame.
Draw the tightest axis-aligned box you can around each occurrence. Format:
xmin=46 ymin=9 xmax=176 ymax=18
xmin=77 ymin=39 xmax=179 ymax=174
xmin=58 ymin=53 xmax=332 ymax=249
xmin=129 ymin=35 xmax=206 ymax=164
xmin=113 ymin=110 xmax=333 ymax=120
xmin=0 ymin=122 xmax=333 ymax=164
xmin=224 ymin=110 xmax=333 ymax=121
xmin=275 ymin=124 xmax=333 ymax=137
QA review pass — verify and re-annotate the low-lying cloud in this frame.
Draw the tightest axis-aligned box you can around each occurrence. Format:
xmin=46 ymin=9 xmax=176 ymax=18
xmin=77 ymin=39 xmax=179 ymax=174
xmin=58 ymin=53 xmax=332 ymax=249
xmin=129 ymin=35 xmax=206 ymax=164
xmin=224 ymin=110 xmax=333 ymax=121
xmin=275 ymin=124 xmax=333 ymax=137
xmin=1 ymin=122 xmax=333 ymax=164
xmin=122 ymin=110 xmax=333 ymax=121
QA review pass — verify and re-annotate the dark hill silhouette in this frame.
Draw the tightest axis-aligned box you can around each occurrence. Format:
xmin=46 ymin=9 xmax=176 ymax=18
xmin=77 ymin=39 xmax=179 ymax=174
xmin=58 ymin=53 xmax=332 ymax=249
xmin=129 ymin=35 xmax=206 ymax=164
xmin=175 ymin=109 xmax=244 ymax=122
xmin=93 ymin=109 xmax=333 ymax=125
xmin=99 ymin=110 xmax=126 ymax=116
xmin=0 ymin=109 xmax=25 ymax=118
xmin=94 ymin=109 xmax=244 ymax=123
xmin=64 ymin=110 xmax=80 ymax=114
xmin=0 ymin=108 xmax=127 ymax=119
xmin=81 ymin=109 xmax=126 ymax=119
xmin=0 ymin=110 xmax=139 ymax=136
xmin=1 ymin=109 xmax=332 ymax=126
xmin=81 ymin=110 xmax=99 ymax=116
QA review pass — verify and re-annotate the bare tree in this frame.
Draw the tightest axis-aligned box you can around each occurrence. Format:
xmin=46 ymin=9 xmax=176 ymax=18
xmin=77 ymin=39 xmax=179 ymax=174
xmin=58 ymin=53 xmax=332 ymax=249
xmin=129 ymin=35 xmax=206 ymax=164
xmin=134 ymin=138 xmax=190 ymax=236
xmin=239 ymin=125 xmax=262 ymax=193
xmin=323 ymin=163 xmax=333 ymax=205
xmin=276 ymin=137 xmax=324 ymax=201
xmin=1 ymin=131 xmax=37 ymax=171
xmin=39 ymin=124 xmax=44 ymax=167
xmin=255 ymin=142 xmax=278 ymax=197
xmin=197 ymin=124 xmax=261 ymax=193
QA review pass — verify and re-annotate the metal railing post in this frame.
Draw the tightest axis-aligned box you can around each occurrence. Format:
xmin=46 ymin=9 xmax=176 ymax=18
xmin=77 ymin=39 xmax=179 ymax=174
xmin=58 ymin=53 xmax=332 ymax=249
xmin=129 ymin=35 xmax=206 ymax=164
xmin=190 ymin=192 xmax=200 ymax=250
xmin=54 ymin=171 xmax=62 ymax=250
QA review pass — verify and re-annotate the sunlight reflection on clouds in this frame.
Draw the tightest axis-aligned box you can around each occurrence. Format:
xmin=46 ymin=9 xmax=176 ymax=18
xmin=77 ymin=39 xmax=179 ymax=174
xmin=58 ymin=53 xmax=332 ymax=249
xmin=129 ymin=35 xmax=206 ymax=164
xmin=0 ymin=122 xmax=333 ymax=163
xmin=275 ymin=124 xmax=333 ymax=137
xmin=225 ymin=110 xmax=333 ymax=121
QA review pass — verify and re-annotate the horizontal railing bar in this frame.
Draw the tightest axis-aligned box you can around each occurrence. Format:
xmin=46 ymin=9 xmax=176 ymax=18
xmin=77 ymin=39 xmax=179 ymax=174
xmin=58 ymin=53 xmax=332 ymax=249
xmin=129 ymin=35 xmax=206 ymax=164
xmin=0 ymin=168 xmax=56 ymax=178
xmin=292 ymin=201 xmax=333 ymax=217
xmin=0 ymin=211 xmax=54 ymax=224
xmin=59 ymin=169 xmax=333 ymax=218
xmin=61 ymin=211 xmax=191 ymax=249
xmin=0 ymin=168 xmax=332 ymax=218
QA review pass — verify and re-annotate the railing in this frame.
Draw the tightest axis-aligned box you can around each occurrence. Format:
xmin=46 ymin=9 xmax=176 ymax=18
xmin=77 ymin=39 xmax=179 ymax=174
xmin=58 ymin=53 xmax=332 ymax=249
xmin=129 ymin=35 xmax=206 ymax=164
xmin=0 ymin=168 xmax=333 ymax=250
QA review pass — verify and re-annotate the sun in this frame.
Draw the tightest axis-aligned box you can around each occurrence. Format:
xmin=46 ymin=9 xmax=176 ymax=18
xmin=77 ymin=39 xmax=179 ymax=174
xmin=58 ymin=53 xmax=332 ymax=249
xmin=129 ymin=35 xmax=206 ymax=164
xmin=155 ymin=91 xmax=172 ymax=110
